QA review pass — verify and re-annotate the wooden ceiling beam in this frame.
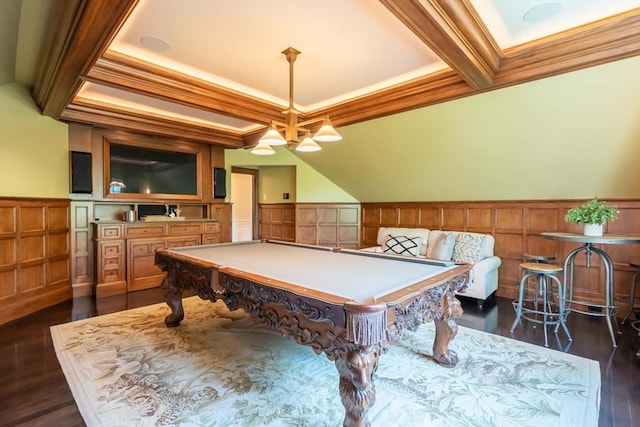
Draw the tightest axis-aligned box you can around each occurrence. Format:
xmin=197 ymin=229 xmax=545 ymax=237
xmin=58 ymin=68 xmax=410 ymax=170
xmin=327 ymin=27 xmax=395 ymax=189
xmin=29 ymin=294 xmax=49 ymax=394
xmin=33 ymin=0 xmax=138 ymax=117
xmin=379 ymin=0 xmax=502 ymax=90
xmin=86 ymin=52 xmax=287 ymax=126
xmin=60 ymin=100 xmax=244 ymax=148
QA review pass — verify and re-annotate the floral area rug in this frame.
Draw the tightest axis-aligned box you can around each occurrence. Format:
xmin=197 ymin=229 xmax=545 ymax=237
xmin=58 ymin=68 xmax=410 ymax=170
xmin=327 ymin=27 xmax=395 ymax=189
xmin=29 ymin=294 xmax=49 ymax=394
xmin=50 ymin=297 xmax=600 ymax=427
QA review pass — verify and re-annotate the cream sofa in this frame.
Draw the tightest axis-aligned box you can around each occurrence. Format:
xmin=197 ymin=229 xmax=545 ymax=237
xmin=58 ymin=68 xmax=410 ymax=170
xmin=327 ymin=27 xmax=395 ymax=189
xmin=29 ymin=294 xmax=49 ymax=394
xmin=362 ymin=227 xmax=501 ymax=308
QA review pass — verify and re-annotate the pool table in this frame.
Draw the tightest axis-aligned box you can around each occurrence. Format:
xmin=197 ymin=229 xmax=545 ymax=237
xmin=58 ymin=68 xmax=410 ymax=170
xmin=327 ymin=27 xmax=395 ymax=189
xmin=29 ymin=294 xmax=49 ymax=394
xmin=155 ymin=240 xmax=470 ymax=427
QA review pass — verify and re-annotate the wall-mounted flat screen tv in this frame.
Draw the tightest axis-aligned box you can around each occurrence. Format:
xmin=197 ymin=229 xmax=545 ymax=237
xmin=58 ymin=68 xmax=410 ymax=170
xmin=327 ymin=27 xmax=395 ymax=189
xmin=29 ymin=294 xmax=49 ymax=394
xmin=108 ymin=143 xmax=198 ymax=196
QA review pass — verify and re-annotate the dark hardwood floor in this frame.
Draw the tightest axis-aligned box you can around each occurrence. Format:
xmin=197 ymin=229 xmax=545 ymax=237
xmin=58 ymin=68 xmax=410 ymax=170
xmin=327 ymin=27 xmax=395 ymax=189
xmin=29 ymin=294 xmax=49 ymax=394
xmin=1 ymin=289 xmax=638 ymax=426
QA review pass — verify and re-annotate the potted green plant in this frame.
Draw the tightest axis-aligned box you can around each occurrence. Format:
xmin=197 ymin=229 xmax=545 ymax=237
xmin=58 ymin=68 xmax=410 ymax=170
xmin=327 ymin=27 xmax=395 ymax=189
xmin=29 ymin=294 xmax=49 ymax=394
xmin=564 ymin=197 xmax=618 ymax=236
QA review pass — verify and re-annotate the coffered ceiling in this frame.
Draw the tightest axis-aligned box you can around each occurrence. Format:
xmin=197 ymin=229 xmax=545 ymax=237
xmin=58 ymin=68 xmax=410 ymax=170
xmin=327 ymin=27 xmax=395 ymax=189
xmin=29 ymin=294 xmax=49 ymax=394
xmin=29 ymin=0 xmax=640 ymax=149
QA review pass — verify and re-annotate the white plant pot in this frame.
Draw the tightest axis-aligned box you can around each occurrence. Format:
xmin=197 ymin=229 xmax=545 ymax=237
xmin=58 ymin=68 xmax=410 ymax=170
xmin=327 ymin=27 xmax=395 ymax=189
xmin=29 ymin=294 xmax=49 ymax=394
xmin=583 ymin=223 xmax=603 ymax=236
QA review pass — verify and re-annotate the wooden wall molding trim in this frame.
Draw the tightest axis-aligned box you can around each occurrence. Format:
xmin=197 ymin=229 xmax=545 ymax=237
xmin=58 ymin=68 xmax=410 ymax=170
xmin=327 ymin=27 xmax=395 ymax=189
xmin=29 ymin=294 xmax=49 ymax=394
xmin=497 ymin=10 xmax=640 ymax=86
xmin=361 ymin=199 xmax=640 ymax=310
xmin=0 ymin=198 xmax=72 ymax=325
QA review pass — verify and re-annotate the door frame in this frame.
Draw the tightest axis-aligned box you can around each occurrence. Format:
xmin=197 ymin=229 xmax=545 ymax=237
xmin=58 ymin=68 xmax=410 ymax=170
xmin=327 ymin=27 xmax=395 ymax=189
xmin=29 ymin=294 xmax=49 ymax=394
xmin=231 ymin=166 xmax=259 ymax=240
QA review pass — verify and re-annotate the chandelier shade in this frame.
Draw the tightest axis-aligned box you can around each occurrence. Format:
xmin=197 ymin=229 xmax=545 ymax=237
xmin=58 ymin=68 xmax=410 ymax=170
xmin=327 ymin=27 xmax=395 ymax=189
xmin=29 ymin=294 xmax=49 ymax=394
xmin=312 ymin=118 xmax=342 ymax=142
xmin=260 ymin=122 xmax=288 ymax=146
xmin=251 ymin=142 xmax=276 ymax=155
xmin=251 ymin=47 xmax=342 ymax=155
xmin=295 ymin=131 xmax=322 ymax=152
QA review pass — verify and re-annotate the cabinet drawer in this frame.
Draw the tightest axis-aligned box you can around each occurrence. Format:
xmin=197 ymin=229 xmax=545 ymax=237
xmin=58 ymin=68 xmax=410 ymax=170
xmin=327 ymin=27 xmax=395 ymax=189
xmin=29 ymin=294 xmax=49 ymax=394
xmin=204 ymin=222 xmax=220 ymax=234
xmin=130 ymin=241 xmax=166 ymax=256
xmin=104 ymin=258 xmax=120 ymax=269
xmin=167 ymin=223 xmax=203 ymax=235
xmin=125 ymin=224 xmax=166 ymax=238
xmin=101 ymin=241 xmax=123 ymax=256
xmin=203 ymin=235 xmax=220 ymax=245
xmin=98 ymin=225 xmax=122 ymax=239
xmin=166 ymin=236 xmax=201 ymax=248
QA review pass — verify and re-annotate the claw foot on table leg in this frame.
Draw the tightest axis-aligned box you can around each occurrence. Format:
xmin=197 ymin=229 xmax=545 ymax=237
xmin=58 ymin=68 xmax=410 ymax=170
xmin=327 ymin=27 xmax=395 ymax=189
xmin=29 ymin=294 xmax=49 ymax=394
xmin=336 ymin=349 xmax=379 ymax=427
xmin=164 ymin=281 xmax=184 ymax=327
xmin=433 ymin=294 xmax=462 ymax=368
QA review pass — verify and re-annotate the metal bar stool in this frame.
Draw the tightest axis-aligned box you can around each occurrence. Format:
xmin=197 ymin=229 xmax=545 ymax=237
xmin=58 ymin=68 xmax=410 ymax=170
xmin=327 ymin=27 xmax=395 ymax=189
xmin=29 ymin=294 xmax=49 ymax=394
xmin=621 ymin=261 xmax=640 ymax=325
xmin=510 ymin=262 xmax=572 ymax=347
xmin=516 ymin=254 xmax=556 ymax=321
xmin=522 ymin=253 xmax=556 ymax=264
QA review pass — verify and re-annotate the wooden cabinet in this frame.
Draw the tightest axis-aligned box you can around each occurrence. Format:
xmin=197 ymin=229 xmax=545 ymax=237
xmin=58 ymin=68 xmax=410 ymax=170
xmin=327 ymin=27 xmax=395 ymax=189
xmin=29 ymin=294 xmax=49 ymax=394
xmin=96 ymin=240 xmax=126 ymax=294
xmin=93 ymin=220 xmax=221 ymax=296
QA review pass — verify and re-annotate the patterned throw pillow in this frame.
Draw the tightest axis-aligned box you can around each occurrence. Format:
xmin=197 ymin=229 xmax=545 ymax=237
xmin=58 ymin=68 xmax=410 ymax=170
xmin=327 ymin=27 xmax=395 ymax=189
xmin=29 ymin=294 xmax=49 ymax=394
xmin=383 ymin=235 xmax=423 ymax=256
xmin=429 ymin=232 xmax=455 ymax=260
xmin=452 ymin=233 xmax=486 ymax=263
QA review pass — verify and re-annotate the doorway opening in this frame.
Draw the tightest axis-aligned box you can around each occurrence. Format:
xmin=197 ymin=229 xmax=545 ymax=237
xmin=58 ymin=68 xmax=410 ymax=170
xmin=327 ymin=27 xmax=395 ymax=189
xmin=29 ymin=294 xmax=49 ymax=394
xmin=231 ymin=167 xmax=259 ymax=241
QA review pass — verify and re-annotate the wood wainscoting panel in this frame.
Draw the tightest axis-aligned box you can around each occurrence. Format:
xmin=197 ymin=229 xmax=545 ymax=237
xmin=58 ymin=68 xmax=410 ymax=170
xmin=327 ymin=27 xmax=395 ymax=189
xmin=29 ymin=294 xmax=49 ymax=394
xmin=495 ymin=207 xmax=524 ymax=233
xmin=527 ymin=207 xmax=561 ymax=233
xmin=360 ymin=199 xmax=640 ymax=312
xmin=467 ymin=208 xmax=492 ymax=232
xmin=0 ymin=197 xmax=72 ymax=325
xmin=19 ymin=206 xmax=45 ymax=232
xmin=397 ymin=206 xmax=419 ymax=227
xmin=19 ymin=264 xmax=45 ymax=292
xmin=380 ymin=207 xmax=399 ymax=226
xmin=362 ymin=205 xmax=380 ymax=226
xmin=493 ymin=233 xmax=524 ymax=259
xmin=19 ymin=235 xmax=45 ymax=264
xmin=0 ymin=270 xmax=16 ymax=299
xmin=442 ymin=207 xmax=465 ymax=230
xmin=208 ymin=203 xmax=231 ymax=243
xmin=0 ymin=239 xmax=16 ymax=271
xmin=48 ymin=233 xmax=69 ymax=257
xmin=48 ymin=258 xmax=70 ymax=285
xmin=317 ymin=207 xmax=338 ymax=223
xmin=417 ymin=207 xmax=440 ymax=229
xmin=317 ymin=225 xmax=338 ymax=246
xmin=259 ymin=204 xmax=296 ymax=242
xmin=295 ymin=204 xmax=361 ymax=249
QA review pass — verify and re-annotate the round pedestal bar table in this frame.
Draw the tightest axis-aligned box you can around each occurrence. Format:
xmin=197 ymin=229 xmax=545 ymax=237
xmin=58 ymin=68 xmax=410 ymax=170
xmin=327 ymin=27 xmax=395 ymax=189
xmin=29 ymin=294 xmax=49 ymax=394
xmin=541 ymin=232 xmax=640 ymax=348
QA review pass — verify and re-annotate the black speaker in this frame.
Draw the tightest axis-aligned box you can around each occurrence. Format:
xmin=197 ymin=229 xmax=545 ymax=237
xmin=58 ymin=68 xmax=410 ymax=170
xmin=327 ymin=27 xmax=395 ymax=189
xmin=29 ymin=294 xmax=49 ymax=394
xmin=213 ymin=167 xmax=226 ymax=198
xmin=70 ymin=151 xmax=92 ymax=194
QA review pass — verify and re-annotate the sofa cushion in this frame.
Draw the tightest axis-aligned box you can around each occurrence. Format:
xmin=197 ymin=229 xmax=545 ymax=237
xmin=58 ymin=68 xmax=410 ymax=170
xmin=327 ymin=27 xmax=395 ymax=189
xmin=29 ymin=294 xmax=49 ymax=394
xmin=452 ymin=233 xmax=487 ymax=263
xmin=428 ymin=232 xmax=455 ymax=260
xmin=376 ymin=227 xmax=430 ymax=256
xmin=383 ymin=234 xmax=423 ymax=256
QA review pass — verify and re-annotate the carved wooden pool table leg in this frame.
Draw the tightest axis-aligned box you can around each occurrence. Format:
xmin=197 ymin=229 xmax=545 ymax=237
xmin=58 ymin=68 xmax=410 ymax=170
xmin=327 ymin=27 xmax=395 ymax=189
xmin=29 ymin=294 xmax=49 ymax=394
xmin=163 ymin=275 xmax=184 ymax=327
xmin=335 ymin=348 xmax=379 ymax=427
xmin=433 ymin=293 xmax=463 ymax=368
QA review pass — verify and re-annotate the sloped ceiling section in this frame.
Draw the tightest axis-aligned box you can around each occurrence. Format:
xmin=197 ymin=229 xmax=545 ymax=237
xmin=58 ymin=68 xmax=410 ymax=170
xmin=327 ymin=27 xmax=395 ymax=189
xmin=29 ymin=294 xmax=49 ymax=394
xmin=31 ymin=0 xmax=640 ymax=149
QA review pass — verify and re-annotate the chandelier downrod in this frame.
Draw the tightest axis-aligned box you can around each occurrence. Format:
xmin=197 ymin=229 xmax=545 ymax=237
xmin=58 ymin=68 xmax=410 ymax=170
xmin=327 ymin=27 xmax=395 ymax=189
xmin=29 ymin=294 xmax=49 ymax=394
xmin=251 ymin=46 xmax=342 ymax=155
xmin=282 ymin=47 xmax=300 ymax=112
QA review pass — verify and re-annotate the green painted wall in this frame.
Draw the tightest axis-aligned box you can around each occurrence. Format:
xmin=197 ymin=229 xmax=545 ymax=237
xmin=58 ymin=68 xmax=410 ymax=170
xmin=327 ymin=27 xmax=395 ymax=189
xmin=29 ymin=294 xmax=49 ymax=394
xmin=300 ymin=56 xmax=640 ymax=202
xmin=0 ymin=83 xmax=68 ymax=197
xmin=259 ymin=166 xmax=296 ymax=203
xmin=225 ymin=147 xmax=358 ymax=203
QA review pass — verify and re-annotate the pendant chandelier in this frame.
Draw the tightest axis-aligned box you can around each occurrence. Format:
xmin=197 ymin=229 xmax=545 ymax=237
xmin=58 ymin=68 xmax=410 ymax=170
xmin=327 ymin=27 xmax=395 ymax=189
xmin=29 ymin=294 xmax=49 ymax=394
xmin=251 ymin=47 xmax=342 ymax=155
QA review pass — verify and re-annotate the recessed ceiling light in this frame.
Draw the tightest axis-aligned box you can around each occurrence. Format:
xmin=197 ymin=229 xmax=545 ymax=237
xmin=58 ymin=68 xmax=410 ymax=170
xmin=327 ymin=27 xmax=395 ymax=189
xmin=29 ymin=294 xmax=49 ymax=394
xmin=523 ymin=2 xmax=563 ymax=23
xmin=140 ymin=36 xmax=171 ymax=52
